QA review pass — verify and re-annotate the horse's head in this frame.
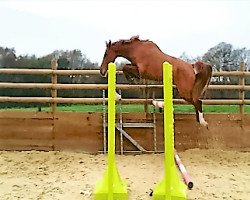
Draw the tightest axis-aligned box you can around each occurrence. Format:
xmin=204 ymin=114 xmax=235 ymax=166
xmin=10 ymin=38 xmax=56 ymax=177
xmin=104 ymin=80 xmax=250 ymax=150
xmin=100 ymin=36 xmax=141 ymax=76
xmin=100 ymin=40 xmax=117 ymax=77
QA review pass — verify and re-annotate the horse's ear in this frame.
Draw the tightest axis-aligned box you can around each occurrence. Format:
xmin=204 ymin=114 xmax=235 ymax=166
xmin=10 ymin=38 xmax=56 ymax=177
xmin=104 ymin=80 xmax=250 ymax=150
xmin=105 ymin=40 xmax=112 ymax=47
xmin=123 ymin=39 xmax=130 ymax=44
xmin=130 ymin=35 xmax=139 ymax=41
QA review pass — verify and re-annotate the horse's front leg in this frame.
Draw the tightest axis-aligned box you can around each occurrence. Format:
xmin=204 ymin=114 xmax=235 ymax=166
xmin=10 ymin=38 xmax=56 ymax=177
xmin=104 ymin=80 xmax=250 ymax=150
xmin=114 ymin=65 xmax=139 ymax=101
xmin=122 ymin=64 xmax=140 ymax=84
xmin=113 ymin=64 xmax=140 ymax=101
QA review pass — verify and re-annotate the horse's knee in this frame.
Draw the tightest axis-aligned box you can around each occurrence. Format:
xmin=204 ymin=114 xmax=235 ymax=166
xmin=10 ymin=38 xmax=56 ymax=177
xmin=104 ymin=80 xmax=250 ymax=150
xmin=122 ymin=66 xmax=130 ymax=77
xmin=123 ymin=65 xmax=139 ymax=77
xmin=122 ymin=66 xmax=129 ymax=76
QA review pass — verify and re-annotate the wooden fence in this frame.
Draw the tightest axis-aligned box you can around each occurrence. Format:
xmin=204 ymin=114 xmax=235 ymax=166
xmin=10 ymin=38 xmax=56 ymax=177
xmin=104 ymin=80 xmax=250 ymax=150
xmin=0 ymin=61 xmax=250 ymax=151
xmin=0 ymin=61 xmax=249 ymax=111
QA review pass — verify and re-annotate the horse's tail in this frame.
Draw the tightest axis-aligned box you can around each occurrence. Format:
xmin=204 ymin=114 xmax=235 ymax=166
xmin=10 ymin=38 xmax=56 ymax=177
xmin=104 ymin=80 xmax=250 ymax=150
xmin=192 ymin=61 xmax=212 ymax=101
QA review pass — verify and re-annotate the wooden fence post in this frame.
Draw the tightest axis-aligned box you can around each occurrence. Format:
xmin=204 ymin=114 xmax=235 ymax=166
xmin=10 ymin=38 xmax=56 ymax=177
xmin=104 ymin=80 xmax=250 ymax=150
xmin=51 ymin=58 xmax=58 ymax=114
xmin=51 ymin=58 xmax=58 ymax=150
xmin=239 ymin=62 xmax=245 ymax=126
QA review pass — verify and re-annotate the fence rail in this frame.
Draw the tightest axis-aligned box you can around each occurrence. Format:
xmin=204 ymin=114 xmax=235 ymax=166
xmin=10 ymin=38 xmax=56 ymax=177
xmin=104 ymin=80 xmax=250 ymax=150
xmin=1 ymin=83 xmax=250 ymax=90
xmin=0 ymin=97 xmax=250 ymax=105
xmin=0 ymin=68 xmax=250 ymax=76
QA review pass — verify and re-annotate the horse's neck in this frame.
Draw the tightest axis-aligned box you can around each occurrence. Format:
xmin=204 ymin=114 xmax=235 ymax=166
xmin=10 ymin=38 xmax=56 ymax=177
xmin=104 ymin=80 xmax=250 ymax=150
xmin=116 ymin=42 xmax=177 ymax=64
xmin=116 ymin=44 xmax=136 ymax=62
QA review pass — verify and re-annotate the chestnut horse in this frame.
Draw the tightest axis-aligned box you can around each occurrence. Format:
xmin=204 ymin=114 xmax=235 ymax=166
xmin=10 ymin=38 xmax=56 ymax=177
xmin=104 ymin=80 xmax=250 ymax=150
xmin=100 ymin=36 xmax=212 ymax=127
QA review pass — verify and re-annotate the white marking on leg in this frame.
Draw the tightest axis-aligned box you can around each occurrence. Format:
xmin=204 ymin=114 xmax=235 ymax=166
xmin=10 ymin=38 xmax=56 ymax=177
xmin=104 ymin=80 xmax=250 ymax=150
xmin=115 ymin=92 xmax=121 ymax=101
xmin=152 ymin=100 xmax=164 ymax=108
xmin=198 ymin=111 xmax=208 ymax=127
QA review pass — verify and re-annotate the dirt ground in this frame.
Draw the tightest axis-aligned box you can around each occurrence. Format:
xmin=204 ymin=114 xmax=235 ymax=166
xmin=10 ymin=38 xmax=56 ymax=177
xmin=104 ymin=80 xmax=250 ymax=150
xmin=0 ymin=148 xmax=249 ymax=200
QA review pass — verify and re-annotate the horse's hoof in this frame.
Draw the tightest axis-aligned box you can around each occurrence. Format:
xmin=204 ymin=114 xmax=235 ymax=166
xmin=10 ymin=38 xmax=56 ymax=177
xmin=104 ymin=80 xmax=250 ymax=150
xmin=200 ymin=121 xmax=208 ymax=128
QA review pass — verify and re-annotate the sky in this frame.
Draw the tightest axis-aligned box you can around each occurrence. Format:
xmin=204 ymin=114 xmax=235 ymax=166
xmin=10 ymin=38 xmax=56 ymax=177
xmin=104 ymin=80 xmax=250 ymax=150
xmin=0 ymin=0 xmax=250 ymax=65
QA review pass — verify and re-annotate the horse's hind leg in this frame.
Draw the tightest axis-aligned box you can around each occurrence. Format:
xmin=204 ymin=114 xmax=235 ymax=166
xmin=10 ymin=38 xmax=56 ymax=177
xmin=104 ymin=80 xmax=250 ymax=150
xmin=193 ymin=100 xmax=208 ymax=127
xmin=122 ymin=64 xmax=140 ymax=84
xmin=191 ymin=61 xmax=212 ymax=127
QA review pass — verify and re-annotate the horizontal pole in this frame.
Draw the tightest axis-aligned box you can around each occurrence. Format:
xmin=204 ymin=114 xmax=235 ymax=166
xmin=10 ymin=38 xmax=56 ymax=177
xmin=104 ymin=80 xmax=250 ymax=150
xmin=174 ymin=99 xmax=250 ymax=105
xmin=212 ymin=71 xmax=250 ymax=76
xmin=1 ymin=83 xmax=250 ymax=91
xmin=0 ymin=69 xmax=123 ymax=75
xmin=0 ymin=97 xmax=250 ymax=105
xmin=0 ymin=83 xmax=163 ymax=90
xmin=1 ymin=68 xmax=250 ymax=77
xmin=208 ymin=85 xmax=250 ymax=90
xmin=0 ymin=97 xmax=106 ymax=104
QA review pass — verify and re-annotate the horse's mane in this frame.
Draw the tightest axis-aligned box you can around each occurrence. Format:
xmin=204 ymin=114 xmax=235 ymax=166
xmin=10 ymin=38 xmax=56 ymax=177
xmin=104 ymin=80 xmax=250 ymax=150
xmin=110 ymin=35 xmax=142 ymax=46
xmin=107 ymin=35 xmax=177 ymax=61
xmin=110 ymin=35 xmax=161 ymax=51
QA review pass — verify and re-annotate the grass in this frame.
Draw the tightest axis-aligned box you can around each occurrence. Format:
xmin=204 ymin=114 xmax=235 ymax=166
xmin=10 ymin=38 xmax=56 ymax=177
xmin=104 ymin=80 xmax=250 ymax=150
xmin=1 ymin=104 xmax=250 ymax=113
xmin=173 ymin=105 xmax=242 ymax=113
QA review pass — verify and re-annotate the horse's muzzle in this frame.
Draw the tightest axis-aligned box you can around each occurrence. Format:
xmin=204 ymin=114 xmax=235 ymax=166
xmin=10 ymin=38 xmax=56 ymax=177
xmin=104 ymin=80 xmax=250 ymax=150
xmin=100 ymin=70 xmax=107 ymax=77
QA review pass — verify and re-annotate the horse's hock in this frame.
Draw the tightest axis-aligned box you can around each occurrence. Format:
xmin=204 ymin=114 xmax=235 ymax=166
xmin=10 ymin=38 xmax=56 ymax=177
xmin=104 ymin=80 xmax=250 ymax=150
xmin=0 ymin=111 xmax=249 ymax=152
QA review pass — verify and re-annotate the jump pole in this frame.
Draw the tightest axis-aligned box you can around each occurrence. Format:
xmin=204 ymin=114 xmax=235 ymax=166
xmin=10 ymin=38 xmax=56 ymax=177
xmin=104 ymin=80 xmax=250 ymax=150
xmin=174 ymin=150 xmax=193 ymax=190
xmin=94 ymin=63 xmax=127 ymax=200
xmin=152 ymin=62 xmax=187 ymax=200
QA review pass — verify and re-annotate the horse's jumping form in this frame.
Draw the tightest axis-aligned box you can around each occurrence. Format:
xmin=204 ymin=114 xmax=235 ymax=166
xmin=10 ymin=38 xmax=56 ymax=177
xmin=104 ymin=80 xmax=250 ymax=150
xmin=100 ymin=35 xmax=212 ymax=127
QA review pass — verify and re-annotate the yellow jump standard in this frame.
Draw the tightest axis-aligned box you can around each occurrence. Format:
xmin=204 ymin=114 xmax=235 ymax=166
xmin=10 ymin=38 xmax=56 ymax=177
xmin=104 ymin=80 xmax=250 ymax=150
xmin=153 ymin=62 xmax=187 ymax=200
xmin=94 ymin=63 xmax=128 ymax=200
